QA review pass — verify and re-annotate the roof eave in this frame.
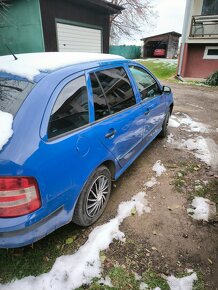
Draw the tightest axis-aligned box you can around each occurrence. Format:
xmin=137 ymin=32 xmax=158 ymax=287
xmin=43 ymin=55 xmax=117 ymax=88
xmin=86 ymin=0 xmax=124 ymax=15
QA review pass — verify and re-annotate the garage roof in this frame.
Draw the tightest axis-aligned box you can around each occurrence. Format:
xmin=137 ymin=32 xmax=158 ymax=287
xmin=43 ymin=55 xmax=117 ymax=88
xmin=141 ymin=31 xmax=181 ymax=41
xmin=69 ymin=0 xmax=124 ymax=15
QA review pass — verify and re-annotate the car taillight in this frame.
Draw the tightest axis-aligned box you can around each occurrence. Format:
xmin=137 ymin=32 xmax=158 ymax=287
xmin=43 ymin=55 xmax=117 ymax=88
xmin=0 ymin=177 xmax=41 ymax=218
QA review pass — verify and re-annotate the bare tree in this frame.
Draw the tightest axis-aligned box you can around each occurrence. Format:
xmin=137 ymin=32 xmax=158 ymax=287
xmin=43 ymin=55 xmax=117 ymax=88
xmin=0 ymin=0 xmax=9 ymax=20
xmin=108 ymin=0 xmax=156 ymax=44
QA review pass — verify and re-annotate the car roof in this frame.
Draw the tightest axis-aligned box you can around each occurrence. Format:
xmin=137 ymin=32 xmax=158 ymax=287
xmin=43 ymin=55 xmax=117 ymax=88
xmin=0 ymin=52 xmax=126 ymax=83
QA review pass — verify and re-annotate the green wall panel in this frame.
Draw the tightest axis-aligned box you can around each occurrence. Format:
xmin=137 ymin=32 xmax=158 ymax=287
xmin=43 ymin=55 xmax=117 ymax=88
xmin=0 ymin=0 xmax=44 ymax=56
xmin=109 ymin=45 xmax=141 ymax=59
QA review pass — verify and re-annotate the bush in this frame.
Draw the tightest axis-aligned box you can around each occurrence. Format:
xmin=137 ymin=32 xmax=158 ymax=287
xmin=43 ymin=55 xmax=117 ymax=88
xmin=206 ymin=70 xmax=218 ymax=86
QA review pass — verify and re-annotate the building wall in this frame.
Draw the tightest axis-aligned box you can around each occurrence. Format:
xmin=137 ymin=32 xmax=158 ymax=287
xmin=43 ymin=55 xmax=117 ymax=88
xmin=39 ymin=0 xmax=110 ymax=53
xmin=181 ymin=43 xmax=218 ymax=78
xmin=166 ymin=35 xmax=180 ymax=58
xmin=0 ymin=0 xmax=44 ymax=56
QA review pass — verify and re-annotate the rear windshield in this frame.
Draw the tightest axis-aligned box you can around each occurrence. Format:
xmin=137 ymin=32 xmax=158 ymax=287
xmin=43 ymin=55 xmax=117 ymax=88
xmin=0 ymin=78 xmax=34 ymax=116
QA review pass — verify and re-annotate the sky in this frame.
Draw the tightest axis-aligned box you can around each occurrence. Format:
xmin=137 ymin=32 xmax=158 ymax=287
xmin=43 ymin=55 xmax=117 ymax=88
xmin=122 ymin=0 xmax=187 ymax=45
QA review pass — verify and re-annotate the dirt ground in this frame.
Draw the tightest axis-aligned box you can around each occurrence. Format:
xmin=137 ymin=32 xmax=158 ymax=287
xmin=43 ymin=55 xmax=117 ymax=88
xmin=98 ymin=82 xmax=218 ymax=289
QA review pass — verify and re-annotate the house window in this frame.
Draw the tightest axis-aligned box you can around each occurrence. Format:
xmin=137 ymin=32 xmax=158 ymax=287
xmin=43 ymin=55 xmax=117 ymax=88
xmin=203 ymin=46 xmax=218 ymax=59
xmin=202 ymin=0 xmax=218 ymax=15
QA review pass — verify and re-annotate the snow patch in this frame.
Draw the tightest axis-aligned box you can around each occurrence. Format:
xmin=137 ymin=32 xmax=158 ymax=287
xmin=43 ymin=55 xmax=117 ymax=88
xmin=181 ymin=137 xmax=218 ymax=169
xmin=187 ymin=197 xmax=211 ymax=221
xmin=167 ymin=272 xmax=197 ymax=290
xmin=167 ymin=133 xmax=174 ymax=144
xmin=98 ymin=276 xmax=113 ymax=287
xmin=0 ymin=52 xmax=124 ymax=81
xmin=144 ymin=177 xmax=158 ymax=188
xmin=167 ymin=134 xmax=218 ymax=170
xmin=152 ymin=160 xmax=166 ymax=177
xmin=134 ymin=272 xmax=142 ymax=281
xmin=169 ymin=113 xmax=210 ymax=133
xmin=139 ymin=282 xmax=148 ymax=290
xmin=138 ymin=58 xmax=177 ymax=67
xmin=0 ymin=110 xmax=13 ymax=150
xmin=0 ymin=192 xmax=150 ymax=290
xmin=169 ymin=118 xmax=180 ymax=128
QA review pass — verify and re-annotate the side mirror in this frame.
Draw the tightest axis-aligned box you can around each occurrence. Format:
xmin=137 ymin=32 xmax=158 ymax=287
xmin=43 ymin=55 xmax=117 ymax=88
xmin=162 ymin=86 xmax=171 ymax=94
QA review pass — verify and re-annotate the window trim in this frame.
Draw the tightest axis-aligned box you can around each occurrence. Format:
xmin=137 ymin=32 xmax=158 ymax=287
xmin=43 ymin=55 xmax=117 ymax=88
xmin=203 ymin=46 xmax=218 ymax=59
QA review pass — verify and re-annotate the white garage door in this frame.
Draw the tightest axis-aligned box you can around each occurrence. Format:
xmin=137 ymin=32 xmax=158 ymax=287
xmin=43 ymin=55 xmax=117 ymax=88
xmin=56 ymin=22 xmax=102 ymax=53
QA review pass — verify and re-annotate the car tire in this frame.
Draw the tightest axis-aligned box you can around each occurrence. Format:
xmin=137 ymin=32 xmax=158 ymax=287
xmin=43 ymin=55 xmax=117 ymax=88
xmin=73 ymin=165 xmax=111 ymax=226
xmin=159 ymin=111 xmax=170 ymax=138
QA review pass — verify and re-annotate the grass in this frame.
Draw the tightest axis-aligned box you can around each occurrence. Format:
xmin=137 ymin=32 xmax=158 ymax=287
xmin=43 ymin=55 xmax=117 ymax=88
xmin=75 ymin=266 xmax=205 ymax=290
xmin=172 ymin=161 xmax=218 ymax=211
xmin=0 ymin=223 xmax=87 ymax=283
xmin=135 ymin=59 xmax=177 ymax=80
xmin=142 ymin=269 xmax=169 ymax=290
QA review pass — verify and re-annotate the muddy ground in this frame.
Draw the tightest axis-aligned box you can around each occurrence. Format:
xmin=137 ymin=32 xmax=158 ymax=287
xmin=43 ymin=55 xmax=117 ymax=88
xmin=98 ymin=82 xmax=218 ymax=289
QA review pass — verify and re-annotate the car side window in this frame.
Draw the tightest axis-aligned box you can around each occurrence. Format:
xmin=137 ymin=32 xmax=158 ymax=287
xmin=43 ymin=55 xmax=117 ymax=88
xmin=129 ymin=66 xmax=160 ymax=100
xmin=95 ymin=67 xmax=136 ymax=115
xmin=90 ymin=73 xmax=110 ymax=121
xmin=48 ymin=75 xmax=89 ymax=138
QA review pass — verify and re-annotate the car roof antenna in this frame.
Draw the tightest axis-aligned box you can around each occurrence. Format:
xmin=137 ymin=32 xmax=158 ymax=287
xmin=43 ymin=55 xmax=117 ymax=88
xmin=5 ymin=44 xmax=18 ymax=60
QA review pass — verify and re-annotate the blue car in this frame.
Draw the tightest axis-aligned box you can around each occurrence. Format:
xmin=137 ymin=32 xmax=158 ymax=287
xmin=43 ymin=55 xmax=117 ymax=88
xmin=0 ymin=53 xmax=173 ymax=248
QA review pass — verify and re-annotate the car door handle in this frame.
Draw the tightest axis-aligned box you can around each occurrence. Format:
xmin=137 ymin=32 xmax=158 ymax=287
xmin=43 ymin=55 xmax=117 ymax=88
xmin=105 ymin=129 xmax=116 ymax=139
xmin=144 ymin=109 xmax=150 ymax=115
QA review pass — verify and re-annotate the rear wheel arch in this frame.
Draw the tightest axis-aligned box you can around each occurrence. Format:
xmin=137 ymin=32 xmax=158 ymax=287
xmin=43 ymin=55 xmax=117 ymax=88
xmin=72 ymin=164 xmax=112 ymax=226
xmin=102 ymin=160 xmax=116 ymax=180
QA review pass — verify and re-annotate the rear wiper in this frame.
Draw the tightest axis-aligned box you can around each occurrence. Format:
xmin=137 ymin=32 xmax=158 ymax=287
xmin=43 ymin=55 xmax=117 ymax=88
xmin=0 ymin=84 xmax=22 ymax=92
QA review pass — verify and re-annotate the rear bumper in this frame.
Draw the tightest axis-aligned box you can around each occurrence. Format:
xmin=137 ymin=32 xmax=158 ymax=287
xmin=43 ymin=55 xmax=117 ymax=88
xmin=0 ymin=206 xmax=71 ymax=248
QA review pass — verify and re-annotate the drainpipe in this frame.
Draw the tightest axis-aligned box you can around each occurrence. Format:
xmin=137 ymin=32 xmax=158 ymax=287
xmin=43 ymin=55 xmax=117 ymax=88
xmin=177 ymin=0 xmax=194 ymax=78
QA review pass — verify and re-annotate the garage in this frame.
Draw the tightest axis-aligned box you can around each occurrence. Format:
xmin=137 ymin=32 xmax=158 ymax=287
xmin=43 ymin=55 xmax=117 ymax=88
xmin=56 ymin=22 xmax=102 ymax=53
xmin=141 ymin=31 xmax=181 ymax=59
xmin=0 ymin=0 xmax=123 ymax=56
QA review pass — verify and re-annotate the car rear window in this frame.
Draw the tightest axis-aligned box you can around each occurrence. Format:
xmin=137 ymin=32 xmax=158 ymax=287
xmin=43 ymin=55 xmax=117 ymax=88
xmin=0 ymin=78 xmax=34 ymax=116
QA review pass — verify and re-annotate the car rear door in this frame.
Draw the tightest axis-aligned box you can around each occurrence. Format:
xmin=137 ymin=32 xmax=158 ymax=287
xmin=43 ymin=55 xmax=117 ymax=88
xmin=128 ymin=65 xmax=167 ymax=143
xmin=86 ymin=65 xmax=144 ymax=168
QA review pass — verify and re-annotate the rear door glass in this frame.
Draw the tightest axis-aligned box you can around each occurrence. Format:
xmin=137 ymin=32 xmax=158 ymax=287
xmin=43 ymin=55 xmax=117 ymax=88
xmin=0 ymin=78 xmax=34 ymax=116
xmin=48 ymin=75 xmax=89 ymax=138
xmin=95 ymin=67 xmax=136 ymax=115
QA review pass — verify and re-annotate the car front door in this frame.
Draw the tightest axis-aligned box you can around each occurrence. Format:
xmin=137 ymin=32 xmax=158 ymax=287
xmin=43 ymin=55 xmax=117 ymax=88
xmin=87 ymin=66 xmax=144 ymax=168
xmin=128 ymin=65 xmax=167 ymax=143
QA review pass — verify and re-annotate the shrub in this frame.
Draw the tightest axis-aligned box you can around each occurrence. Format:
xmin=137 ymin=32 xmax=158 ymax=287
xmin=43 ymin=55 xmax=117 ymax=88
xmin=206 ymin=70 xmax=218 ymax=86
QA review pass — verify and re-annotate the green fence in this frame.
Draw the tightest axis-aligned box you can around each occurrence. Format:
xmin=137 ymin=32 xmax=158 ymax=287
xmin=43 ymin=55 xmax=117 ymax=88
xmin=109 ymin=45 xmax=141 ymax=59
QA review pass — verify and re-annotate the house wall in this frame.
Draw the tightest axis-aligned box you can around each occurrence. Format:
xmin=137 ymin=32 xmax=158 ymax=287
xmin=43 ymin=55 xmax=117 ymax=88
xmin=0 ymin=0 xmax=44 ymax=56
xmin=181 ymin=43 xmax=218 ymax=78
xmin=39 ymin=0 xmax=110 ymax=53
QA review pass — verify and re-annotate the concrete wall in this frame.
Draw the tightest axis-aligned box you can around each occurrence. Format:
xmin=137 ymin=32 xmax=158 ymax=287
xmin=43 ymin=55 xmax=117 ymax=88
xmin=0 ymin=0 xmax=44 ymax=56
